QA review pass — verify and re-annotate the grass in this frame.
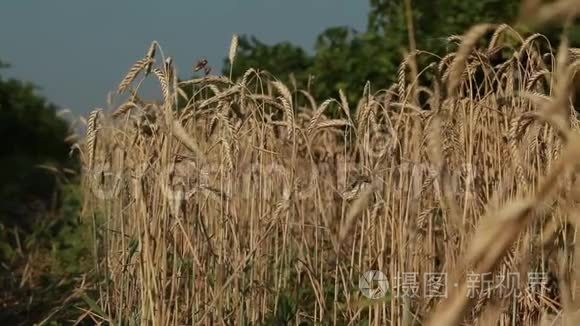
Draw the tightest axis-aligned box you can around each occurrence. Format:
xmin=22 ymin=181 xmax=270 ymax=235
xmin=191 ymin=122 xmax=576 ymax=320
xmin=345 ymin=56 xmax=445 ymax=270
xmin=0 ymin=183 xmax=95 ymax=325
xmin=77 ymin=2 xmax=580 ymax=324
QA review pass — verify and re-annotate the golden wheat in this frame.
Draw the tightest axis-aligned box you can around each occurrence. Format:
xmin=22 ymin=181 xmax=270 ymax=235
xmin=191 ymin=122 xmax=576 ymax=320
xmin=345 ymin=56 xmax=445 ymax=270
xmin=80 ymin=16 xmax=580 ymax=326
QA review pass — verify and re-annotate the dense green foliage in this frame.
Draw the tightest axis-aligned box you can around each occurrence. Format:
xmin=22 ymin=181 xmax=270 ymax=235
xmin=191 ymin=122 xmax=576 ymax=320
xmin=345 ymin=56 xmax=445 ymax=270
xmin=368 ymin=0 xmax=520 ymax=50
xmin=0 ymin=62 xmax=90 ymax=325
xmin=225 ymin=0 xmax=580 ymax=105
xmin=0 ymin=63 xmax=72 ymax=227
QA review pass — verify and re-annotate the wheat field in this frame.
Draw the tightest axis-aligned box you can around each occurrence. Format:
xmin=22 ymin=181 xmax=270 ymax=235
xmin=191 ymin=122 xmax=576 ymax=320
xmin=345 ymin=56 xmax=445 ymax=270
xmin=77 ymin=5 xmax=580 ymax=325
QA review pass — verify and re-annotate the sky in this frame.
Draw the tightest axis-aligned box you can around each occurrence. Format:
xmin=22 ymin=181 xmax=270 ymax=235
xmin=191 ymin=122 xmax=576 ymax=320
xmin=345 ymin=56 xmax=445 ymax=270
xmin=0 ymin=1 xmax=369 ymax=115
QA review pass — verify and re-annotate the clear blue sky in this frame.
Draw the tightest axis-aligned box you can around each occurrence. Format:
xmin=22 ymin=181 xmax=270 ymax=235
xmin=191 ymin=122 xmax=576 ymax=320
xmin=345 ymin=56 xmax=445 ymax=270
xmin=0 ymin=1 xmax=369 ymax=115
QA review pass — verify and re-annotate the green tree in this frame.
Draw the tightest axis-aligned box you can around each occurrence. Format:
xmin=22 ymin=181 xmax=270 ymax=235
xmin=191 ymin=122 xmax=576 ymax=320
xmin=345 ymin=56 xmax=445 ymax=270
xmin=310 ymin=27 xmax=398 ymax=103
xmin=369 ymin=0 xmax=521 ymax=53
xmin=0 ymin=62 xmax=73 ymax=229
xmin=225 ymin=35 xmax=313 ymax=87
xmin=223 ymin=0 xmax=550 ymax=107
xmin=0 ymin=60 xmax=90 ymax=325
